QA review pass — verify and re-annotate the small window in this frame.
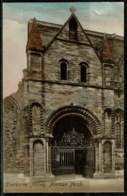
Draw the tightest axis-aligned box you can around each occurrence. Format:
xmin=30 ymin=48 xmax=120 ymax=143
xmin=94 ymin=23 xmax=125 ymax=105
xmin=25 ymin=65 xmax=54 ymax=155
xmin=69 ymin=17 xmax=77 ymax=40
xmin=81 ymin=65 xmax=87 ymax=82
xmin=60 ymin=62 xmax=67 ymax=80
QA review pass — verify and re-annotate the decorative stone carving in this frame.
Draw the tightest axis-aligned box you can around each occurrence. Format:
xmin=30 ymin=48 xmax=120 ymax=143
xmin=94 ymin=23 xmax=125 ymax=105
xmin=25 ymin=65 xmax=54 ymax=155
xmin=47 ymin=106 xmax=101 ymax=135
xmin=29 ymin=102 xmax=43 ymax=135
xmin=114 ymin=109 xmax=124 ymax=149
xmin=63 ymin=128 xmax=84 ymax=146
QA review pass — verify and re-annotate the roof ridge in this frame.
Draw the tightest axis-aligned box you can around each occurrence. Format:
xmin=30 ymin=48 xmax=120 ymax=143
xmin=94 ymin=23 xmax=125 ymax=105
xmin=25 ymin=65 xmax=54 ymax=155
xmin=44 ymin=13 xmax=74 ymax=52
xmin=44 ymin=12 xmax=96 ymax=55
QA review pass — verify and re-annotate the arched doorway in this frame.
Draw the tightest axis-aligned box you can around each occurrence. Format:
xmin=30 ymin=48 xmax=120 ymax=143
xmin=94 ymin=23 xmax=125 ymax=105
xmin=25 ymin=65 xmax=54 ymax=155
xmin=51 ymin=115 xmax=95 ymax=178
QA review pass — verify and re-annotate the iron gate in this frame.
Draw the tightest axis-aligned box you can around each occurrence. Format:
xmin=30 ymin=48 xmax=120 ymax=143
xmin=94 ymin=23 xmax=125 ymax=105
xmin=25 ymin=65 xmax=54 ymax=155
xmin=51 ymin=147 xmax=75 ymax=175
xmin=51 ymin=128 xmax=95 ymax=178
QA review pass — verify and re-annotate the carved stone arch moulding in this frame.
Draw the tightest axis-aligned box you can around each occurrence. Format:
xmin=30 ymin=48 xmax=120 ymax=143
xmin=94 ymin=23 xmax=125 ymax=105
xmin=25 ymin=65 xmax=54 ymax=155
xmin=32 ymin=138 xmax=44 ymax=145
xmin=113 ymin=108 xmax=124 ymax=124
xmin=4 ymin=96 xmax=21 ymax=124
xmin=102 ymin=140 xmax=114 ymax=145
xmin=4 ymin=96 xmax=20 ymax=113
xmin=29 ymin=102 xmax=43 ymax=135
xmin=46 ymin=105 xmax=101 ymax=135
xmin=114 ymin=108 xmax=124 ymax=115
xmin=33 ymin=139 xmax=45 ymax=176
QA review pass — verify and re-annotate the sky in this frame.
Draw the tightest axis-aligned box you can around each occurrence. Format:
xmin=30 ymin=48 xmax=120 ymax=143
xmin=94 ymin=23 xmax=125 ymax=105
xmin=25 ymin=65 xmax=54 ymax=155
xmin=3 ymin=2 xmax=124 ymax=98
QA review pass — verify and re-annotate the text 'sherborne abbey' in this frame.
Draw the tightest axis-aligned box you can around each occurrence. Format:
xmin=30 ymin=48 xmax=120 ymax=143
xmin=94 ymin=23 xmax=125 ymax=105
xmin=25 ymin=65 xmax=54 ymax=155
xmin=4 ymin=8 xmax=124 ymax=192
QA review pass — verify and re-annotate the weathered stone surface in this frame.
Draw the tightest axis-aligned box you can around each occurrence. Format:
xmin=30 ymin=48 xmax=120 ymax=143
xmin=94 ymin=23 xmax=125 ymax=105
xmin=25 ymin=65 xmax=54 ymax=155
xmin=26 ymin=18 xmax=43 ymax=52
xmin=3 ymin=11 xmax=124 ymax=180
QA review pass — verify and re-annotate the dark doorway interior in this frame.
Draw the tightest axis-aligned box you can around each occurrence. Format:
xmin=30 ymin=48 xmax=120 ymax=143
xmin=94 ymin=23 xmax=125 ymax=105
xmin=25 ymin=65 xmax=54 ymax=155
xmin=75 ymin=150 xmax=86 ymax=174
xmin=51 ymin=115 xmax=95 ymax=178
xmin=51 ymin=115 xmax=91 ymax=146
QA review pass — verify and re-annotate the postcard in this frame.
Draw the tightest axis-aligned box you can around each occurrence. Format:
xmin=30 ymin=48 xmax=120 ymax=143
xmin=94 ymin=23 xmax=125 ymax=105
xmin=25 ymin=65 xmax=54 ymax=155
xmin=3 ymin=2 xmax=124 ymax=193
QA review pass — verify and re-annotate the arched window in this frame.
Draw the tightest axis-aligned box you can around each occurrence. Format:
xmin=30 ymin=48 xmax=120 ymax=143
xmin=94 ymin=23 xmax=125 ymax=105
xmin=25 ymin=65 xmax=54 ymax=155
xmin=69 ymin=16 xmax=77 ymax=40
xmin=114 ymin=110 xmax=124 ymax=149
xmin=80 ymin=64 xmax=87 ymax=82
xmin=121 ymin=123 xmax=124 ymax=148
xmin=60 ymin=61 xmax=67 ymax=80
xmin=115 ymin=123 xmax=121 ymax=148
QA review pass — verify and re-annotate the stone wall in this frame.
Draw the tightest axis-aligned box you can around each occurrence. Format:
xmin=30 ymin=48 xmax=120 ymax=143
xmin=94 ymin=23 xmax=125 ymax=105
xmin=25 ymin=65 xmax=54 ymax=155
xmin=42 ymin=83 xmax=103 ymax=126
xmin=44 ymin=39 xmax=102 ymax=86
xmin=4 ymin=98 xmax=19 ymax=172
xmin=3 ymin=16 xmax=124 ymax=178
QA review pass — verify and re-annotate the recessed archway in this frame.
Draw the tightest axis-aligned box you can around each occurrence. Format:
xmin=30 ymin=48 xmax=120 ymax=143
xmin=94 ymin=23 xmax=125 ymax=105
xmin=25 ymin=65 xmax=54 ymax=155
xmin=47 ymin=105 xmax=101 ymax=135
xmin=52 ymin=115 xmax=92 ymax=146
xmin=33 ymin=140 xmax=44 ymax=176
xmin=50 ymin=112 xmax=96 ymax=178
xmin=47 ymin=106 xmax=101 ymax=178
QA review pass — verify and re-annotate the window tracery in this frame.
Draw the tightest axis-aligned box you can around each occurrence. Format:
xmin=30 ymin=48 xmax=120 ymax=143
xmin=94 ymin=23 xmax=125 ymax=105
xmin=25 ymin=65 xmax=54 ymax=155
xmin=115 ymin=110 xmax=124 ymax=149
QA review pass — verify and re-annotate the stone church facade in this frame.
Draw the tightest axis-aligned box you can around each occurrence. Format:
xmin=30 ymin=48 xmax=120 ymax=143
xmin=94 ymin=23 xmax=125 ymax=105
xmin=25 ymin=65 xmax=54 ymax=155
xmin=4 ymin=11 xmax=124 ymax=180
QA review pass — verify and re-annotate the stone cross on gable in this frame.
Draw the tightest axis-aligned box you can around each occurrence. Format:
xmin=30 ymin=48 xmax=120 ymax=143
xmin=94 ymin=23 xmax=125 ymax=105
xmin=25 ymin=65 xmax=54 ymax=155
xmin=70 ymin=6 xmax=76 ymax=13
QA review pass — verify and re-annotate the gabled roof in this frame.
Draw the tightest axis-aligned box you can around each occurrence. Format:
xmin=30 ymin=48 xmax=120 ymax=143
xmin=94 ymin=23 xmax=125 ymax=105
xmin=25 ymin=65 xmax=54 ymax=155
xmin=102 ymin=34 xmax=115 ymax=64
xmin=44 ymin=12 xmax=99 ymax=60
xmin=26 ymin=18 xmax=43 ymax=52
xmin=44 ymin=13 xmax=76 ymax=52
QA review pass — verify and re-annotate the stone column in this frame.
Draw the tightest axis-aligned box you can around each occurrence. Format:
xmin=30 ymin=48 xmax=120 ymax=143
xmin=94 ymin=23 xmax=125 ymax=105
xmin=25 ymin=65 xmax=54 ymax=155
xmin=18 ymin=115 xmax=25 ymax=178
xmin=98 ymin=140 xmax=102 ymax=172
xmin=29 ymin=139 xmax=33 ymax=177
xmin=18 ymin=148 xmax=24 ymax=177
xmin=112 ymin=140 xmax=115 ymax=174
xmin=22 ymin=115 xmax=29 ymax=176
xmin=94 ymin=139 xmax=102 ymax=179
xmin=46 ymin=138 xmax=49 ymax=175
xmin=46 ymin=134 xmax=54 ymax=177
xmin=95 ymin=142 xmax=99 ymax=172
